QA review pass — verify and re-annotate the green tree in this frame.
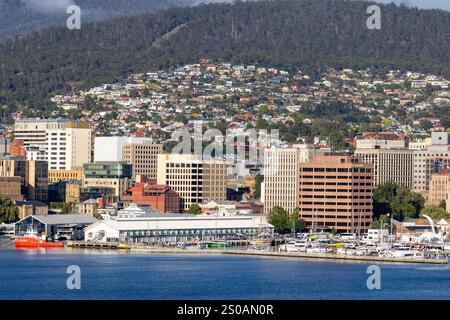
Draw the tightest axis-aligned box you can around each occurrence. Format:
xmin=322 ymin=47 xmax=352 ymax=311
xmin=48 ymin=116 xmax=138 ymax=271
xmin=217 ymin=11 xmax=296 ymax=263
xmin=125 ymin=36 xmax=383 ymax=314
xmin=373 ymin=182 xmax=424 ymax=221
xmin=253 ymin=174 xmax=264 ymax=199
xmin=188 ymin=204 xmax=202 ymax=215
xmin=0 ymin=196 xmax=19 ymax=223
xmin=420 ymin=205 xmax=449 ymax=220
xmin=290 ymin=209 xmax=306 ymax=233
xmin=268 ymin=206 xmax=289 ymax=233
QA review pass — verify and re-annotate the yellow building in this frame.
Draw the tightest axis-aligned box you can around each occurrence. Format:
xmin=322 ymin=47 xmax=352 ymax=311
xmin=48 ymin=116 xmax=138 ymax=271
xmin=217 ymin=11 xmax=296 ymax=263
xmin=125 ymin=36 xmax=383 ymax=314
xmin=122 ymin=143 xmax=163 ymax=179
xmin=48 ymin=169 xmax=83 ymax=183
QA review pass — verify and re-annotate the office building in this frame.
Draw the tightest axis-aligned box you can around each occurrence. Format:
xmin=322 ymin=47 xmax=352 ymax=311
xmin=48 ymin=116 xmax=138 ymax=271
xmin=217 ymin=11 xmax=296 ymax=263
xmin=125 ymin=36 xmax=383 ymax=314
xmin=0 ymin=177 xmax=23 ymax=201
xmin=157 ymin=154 xmax=227 ymax=211
xmin=122 ymin=143 xmax=163 ymax=179
xmin=427 ymin=168 xmax=450 ymax=211
xmin=298 ymin=156 xmax=374 ymax=234
xmin=83 ymin=162 xmax=132 ymax=199
xmin=48 ymin=169 xmax=83 ymax=183
xmin=0 ymin=156 xmax=48 ymax=201
xmin=355 ymin=146 xmax=414 ymax=188
xmin=13 ymin=119 xmax=92 ymax=170
xmin=94 ymin=136 xmax=153 ymax=163
xmin=263 ymin=145 xmax=323 ymax=214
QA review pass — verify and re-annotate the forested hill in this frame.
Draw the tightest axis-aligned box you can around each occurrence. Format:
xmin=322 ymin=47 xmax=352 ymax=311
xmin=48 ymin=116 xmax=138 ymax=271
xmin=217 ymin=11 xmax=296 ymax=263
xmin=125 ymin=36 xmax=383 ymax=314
xmin=0 ymin=0 xmax=223 ymax=39
xmin=1 ymin=0 xmax=450 ymax=107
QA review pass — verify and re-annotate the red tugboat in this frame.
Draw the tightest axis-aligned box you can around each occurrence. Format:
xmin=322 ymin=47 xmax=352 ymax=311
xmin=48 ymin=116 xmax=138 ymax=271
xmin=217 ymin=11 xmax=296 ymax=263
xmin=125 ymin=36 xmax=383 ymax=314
xmin=14 ymin=229 xmax=64 ymax=248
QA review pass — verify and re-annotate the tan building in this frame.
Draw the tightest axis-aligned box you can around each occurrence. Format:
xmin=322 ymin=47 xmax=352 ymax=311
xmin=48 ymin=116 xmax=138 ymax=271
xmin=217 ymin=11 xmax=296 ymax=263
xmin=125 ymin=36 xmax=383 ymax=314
xmin=66 ymin=181 xmax=82 ymax=203
xmin=157 ymin=154 xmax=227 ymax=211
xmin=428 ymin=168 xmax=450 ymax=211
xmin=263 ymin=145 xmax=323 ymax=214
xmin=122 ymin=143 xmax=163 ymax=179
xmin=355 ymin=147 xmax=414 ymax=188
xmin=65 ymin=121 xmax=92 ymax=170
xmin=82 ymin=162 xmax=132 ymax=199
xmin=16 ymin=201 xmax=48 ymax=219
xmin=298 ymin=155 xmax=374 ymax=234
xmin=0 ymin=157 xmax=48 ymax=201
xmin=48 ymin=169 xmax=83 ymax=183
xmin=76 ymin=198 xmax=98 ymax=216
xmin=0 ymin=176 xmax=23 ymax=201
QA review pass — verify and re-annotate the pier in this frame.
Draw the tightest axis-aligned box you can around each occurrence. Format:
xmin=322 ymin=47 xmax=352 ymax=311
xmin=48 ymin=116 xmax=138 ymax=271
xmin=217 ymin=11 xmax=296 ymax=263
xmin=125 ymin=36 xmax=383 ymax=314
xmin=67 ymin=240 xmax=128 ymax=249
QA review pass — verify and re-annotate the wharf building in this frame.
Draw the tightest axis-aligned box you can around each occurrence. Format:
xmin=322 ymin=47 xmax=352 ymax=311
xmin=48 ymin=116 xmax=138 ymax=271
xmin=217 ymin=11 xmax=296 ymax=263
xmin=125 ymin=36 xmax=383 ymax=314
xmin=84 ymin=204 xmax=274 ymax=244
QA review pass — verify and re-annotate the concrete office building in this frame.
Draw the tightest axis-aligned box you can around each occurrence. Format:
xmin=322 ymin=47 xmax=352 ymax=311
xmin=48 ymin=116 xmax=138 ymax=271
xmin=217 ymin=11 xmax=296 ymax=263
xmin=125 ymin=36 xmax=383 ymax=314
xmin=122 ymin=143 xmax=163 ymax=179
xmin=13 ymin=119 xmax=92 ymax=170
xmin=82 ymin=162 xmax=132 ymax=199
xmin=298 ymin=155 xmax=374 ymax=234
xmin=0 ymin=136 xmax=9 ymax=156
xmin=412 ymin=132 xmax=450 ymax=193
xmin=0 ymin=156 xmax=48 ymax=201
xmin=355 ymin=146 xmax=414 ymax=189
xmin=428 ymin=168 xmax=450 ymax=212
xmin=94 ymin=136 xmax=153 ymax=163
xmin=157 ymin=154 xmax=227 ymax=211
xmin=263 ymin=145 xmax=324 ymax=214
xmin=0 ymin=177 xmax=23 ymax=201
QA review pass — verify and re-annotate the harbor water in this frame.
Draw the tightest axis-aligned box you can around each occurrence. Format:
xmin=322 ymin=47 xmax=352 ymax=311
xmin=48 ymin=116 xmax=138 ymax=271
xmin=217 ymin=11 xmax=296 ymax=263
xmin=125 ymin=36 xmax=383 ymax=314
xmin=1 ymin=236 xmax=450 ymax=300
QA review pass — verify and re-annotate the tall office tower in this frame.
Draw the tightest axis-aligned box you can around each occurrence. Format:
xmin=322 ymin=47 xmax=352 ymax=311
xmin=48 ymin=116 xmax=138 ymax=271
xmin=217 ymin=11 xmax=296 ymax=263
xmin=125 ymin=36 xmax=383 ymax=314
xmin=263 ymin=145 xmax=325 ymax=214
xmin=122 ymin=143 xmax=163 ymax=179
xmin=412 ymin=132 xmax=450 ymax=194
xmin=355 ymin=140 xmax=414 ymax=189
xmin=298 ymin=155 xmax=373 ymax=234
xmin=83 ymin=162 xmax=132 ymax=199
xmin=93 ymin=136 xmax=153 ymax=163
xmin=0 ymin=156 xmax=48 ymax=201
xmin=14 ymin=119 xmax=92 ymax=170
xmin=157 ymin=154 xmax=227 ymax=211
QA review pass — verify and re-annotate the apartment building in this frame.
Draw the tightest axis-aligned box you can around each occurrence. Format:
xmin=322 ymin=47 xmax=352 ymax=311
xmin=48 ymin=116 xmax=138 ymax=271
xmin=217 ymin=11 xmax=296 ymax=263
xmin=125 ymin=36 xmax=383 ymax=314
xmin=157 ymin=154 xmax=227 ymax=211
xmin=298 ymin=155 xmax=373 ymax=234
xmin=122 ymin=143 xmax=163 ymax=179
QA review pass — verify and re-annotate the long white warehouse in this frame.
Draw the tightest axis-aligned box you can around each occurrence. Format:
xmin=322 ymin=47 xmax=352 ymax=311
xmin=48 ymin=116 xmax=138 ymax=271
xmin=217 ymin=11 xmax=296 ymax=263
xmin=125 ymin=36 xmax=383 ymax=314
xmin=85 ymin=204 xmax=273 ymax=243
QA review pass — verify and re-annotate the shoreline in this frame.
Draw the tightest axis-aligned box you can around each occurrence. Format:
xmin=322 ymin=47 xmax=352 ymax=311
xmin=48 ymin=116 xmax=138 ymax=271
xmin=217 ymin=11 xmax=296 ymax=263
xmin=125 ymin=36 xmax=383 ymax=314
xmin=127 ymin=247 xmax=448 ymax=265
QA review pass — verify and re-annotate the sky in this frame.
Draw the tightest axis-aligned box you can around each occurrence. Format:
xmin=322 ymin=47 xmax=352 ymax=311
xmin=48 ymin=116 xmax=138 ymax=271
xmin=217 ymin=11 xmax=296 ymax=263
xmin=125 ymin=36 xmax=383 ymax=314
xmin=375 ymin=0 xmax=450 ymax=11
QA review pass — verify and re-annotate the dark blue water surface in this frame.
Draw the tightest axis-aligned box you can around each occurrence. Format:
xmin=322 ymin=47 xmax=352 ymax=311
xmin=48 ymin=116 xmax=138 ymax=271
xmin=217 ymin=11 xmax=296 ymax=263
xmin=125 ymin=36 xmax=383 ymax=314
xmin=1 ymin=246 xmax=450 ymax=300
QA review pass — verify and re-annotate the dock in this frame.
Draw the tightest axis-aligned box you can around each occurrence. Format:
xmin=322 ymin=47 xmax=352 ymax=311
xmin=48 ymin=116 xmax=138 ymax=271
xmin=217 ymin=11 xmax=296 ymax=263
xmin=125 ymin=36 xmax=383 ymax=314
xmin=67 ymin=241 xmax=448 ymax=264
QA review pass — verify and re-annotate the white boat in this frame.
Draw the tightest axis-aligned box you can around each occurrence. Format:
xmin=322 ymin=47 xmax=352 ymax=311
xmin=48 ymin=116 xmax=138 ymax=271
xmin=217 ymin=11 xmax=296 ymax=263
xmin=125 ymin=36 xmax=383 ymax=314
xmin=388 ymin=246 xmax=417 ymax=258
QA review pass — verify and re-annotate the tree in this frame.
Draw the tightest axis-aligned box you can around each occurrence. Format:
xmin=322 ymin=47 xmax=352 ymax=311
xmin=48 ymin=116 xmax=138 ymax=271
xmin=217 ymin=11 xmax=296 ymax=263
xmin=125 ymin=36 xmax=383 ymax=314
xmin=0 ymin=196 xmax=19 ymax=223
xmin=268 ymin=206 xmax=289 ymax=233
xmin=289 ymin=208 xmax=306 ymax=233
xmin=420 ymin=205 xmax=449 ymax=220
xmin=188 ymin=204 xmax=202 ymax=215
xmin=373 ymin=182 xmax=424 ymax=221
xmin=253 ymin=174 xmax=264 ymax=199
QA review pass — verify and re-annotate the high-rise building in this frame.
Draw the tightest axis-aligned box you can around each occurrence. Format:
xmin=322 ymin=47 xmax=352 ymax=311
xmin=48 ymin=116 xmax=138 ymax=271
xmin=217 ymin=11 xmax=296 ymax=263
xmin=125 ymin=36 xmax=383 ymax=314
xmin=157 ymin=154 xmax=227 ymax=211
xmin=263 ymin=145 xmax=325 ymax=214
xmin=412 ymin=132 xmax=450 ymax=193
xmin=355 ymin=146 xmax=414 ymax=188
xmin=0 ymin=156 xmax=48 ymax=201
xmin=94 ymin=136 xmax=153 ymax=163
xmin=0 ymin=136 xmax=10 ymax=156
xmin=427 ymin=168 xmax=450 ymax=212
xmin=14 ymin=119 xmax=92 ymax=170
xmin=298 ymin=155 xmax=373 ymax=234
xmin=122 ymin=143 xmax=163 ymax=179
xmin=82 ymin=162 xmax=132 ymax=199
xmin=0 ymin=177 xmax=23 ymax=201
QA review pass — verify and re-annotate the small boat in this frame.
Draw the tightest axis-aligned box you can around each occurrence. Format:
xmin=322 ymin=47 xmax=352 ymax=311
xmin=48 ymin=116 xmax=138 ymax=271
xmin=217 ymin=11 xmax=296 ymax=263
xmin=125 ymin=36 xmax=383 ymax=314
xmin=14 ymin=230 xmax=64 ymax=248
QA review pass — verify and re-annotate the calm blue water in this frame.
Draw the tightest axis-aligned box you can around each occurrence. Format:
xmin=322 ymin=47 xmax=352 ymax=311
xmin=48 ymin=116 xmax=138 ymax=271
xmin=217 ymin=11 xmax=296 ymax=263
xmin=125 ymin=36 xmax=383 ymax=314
xmin=1 ymin=243 xmax=450 ymax=299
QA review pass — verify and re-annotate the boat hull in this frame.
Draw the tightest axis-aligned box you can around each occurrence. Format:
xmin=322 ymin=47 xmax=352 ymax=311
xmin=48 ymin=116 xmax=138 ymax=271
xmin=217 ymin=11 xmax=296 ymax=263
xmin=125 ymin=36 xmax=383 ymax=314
xmin=14 ymin=237 xmax=64 ymax=248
